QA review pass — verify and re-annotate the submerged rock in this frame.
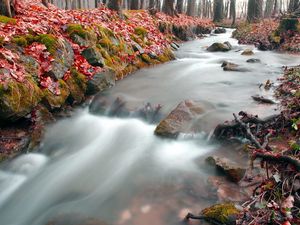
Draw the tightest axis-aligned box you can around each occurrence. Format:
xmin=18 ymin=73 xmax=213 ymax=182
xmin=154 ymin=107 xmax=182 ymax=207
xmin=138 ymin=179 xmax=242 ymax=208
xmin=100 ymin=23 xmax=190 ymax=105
xmin=154 ymin=100 xmax=205 ymax=138
xmin=201 ymin=203 xmax=240 ymax=225
xmin=246 ymin=58 xmax=261 ymax=63
xmin=206 ymin=156 xmax=246 ymax=182
xmin=86 ymin=69 xmax=116 ymax=95
xmin=214 ymin=27 xmax=226 ymax=34
xmin=45 ymin=214 xmax=109 ymax=225
xmin=221 ymin=61 xmax=249 ymax=72
xmin=207 ymin=42 xmax=231 ymax=52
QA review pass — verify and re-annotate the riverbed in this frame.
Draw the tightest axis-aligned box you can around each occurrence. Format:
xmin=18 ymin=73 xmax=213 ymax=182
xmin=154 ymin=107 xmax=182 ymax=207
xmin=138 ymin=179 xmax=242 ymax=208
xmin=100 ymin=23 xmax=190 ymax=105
xmin=0 ymin=30 xmax=299 ymax=225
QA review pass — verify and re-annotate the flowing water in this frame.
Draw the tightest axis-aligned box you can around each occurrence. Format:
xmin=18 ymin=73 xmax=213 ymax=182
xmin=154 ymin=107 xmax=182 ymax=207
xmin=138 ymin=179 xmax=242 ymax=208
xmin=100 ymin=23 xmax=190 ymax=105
xmin=0 ymin=30 xmax=299 ymax=225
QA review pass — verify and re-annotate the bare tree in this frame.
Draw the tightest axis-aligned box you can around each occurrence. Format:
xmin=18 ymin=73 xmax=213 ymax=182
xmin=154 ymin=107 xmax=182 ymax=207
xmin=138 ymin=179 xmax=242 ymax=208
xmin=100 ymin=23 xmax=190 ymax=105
xmin=187 ymin=0 xmax=196 ymax=16
xmin=130 ymin=0 xmax=139 ymax=9
xmin=265 ymin=0 xmax=275 ymax=17
xmin=108 ymin=0 xmax=122 ymax=11
xmin=176 ymin=0 xmax=184 ymax=13
xmin=213 ymin=0 xmax=224 ymax=22
xmin=229 ymin=0 xmax=236 ymax=25
xmin=247 ymin=0 xmax=263 ymax=22
xmin=162 ymin=0 xmax=177 ymax=16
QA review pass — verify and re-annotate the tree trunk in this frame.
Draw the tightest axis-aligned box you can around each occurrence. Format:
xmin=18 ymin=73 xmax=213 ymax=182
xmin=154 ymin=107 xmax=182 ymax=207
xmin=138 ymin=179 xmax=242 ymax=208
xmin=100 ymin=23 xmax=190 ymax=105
xmin=149 ymin=0 xmax=155 ymax=8
xmin=264 ymin=0 xmax=274 ymax=17
xmin=42 ymin=0 xmax=49 ymax=7
xmin=162 ymin=0 xmax=176 ymax=16
xmin=176 ymin=0 xmax=183 ymax=13
xmin=288 ymin=0 xmax=300 ymax=12
xmin=130 ymin=0 xmax=139 ymax=9
xmin=247 ymin=0 xmax=263 ymax=22
xmin=0 ymin=0 xmax=15 ymax=17
xmin=213 ymin=0 xmax=224 ymax=22
xmin=108 ymin=0 xmax=122 ymax=11
xmin=230 ymin=0 xmax=236 ymax=25
xmin=187 ymin=0 xmax=196 ymax=16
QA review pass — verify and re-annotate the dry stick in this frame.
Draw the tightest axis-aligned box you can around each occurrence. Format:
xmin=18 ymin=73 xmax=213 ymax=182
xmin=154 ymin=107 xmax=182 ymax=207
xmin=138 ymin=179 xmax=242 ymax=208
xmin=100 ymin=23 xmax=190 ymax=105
xmin=233 ymin=113 xmax=263 ymax=149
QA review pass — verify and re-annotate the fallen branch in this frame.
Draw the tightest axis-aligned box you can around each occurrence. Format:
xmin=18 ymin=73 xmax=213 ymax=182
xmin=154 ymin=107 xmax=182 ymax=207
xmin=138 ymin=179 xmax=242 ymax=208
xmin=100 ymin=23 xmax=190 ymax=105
xmin=254 ymin=153 xmax=300 ymax=172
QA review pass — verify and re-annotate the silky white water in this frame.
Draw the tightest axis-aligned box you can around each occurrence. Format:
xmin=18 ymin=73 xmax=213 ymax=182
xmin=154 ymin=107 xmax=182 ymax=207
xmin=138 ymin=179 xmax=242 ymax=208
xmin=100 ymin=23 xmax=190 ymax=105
xmin=0 ymin=30 xmax=298 ymax=225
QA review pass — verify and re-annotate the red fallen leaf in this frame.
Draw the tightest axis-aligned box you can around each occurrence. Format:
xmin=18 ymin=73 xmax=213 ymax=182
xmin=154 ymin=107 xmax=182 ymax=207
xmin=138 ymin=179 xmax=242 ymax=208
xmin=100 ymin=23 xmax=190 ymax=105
xmin=282 ymin=221 xmax=291 ymax=225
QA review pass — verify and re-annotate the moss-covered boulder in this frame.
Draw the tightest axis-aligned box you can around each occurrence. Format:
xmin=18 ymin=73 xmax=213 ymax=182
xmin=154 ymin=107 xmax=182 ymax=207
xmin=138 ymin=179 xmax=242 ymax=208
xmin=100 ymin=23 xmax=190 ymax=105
xmin=86 ymin=69 xmax=116 ymax=95
xmin=0 ymin=74 xmax=43 ymax=121
xmin=241 ymin=49 xmax=254 ymax=55
xmin=42 ymin=79 xmax=70 ymax=109
xmin=19 ymin=55 xmax=40 ymax=80
xmin=201 ymin=203 xmax=239 ymax=225
xmin=207 ymin=42 xmax=231 ymax=52
xmin=82 ymin=47 xmax=104 ymax=67
xmin=67 ymin=24 xmax=97 ymax=47
xmin=66 ymin=69 xmax=87 ymax=104
xmin=48 ymin=37 xmax=74 ymax=80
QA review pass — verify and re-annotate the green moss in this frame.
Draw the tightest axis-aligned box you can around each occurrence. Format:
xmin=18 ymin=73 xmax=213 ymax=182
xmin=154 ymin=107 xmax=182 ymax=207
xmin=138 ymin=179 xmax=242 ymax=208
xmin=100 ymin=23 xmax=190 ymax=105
xmin=43 ymin=79 xmax=70 ymax=109
xmin=0 ymin=15 xmax=16 ymax=24
xmin=98 ymin=36 xmax=114 ymax=49
xmin=140 ymin=54 xmax=153 ymax=64
xmin=66 ymin=68 xmax=87 ymax=104
xmin=37 ymin=34 xmax=58 ymax=55
xmin=201 ymin=203 xmax=239 ymax=224
xmin=0 ymin=36 xmax=4 ymax=46
xmin=0 ymin=76 xmax=43 ymax=121
xmin=98 ymin=26 xmax=114 ymax=38
xmin=67 ymin=24 xmax=88 ymax=39
xmin=134 ymin=26 xmax=148 ymax=38
xmin=12 ymin=36 xmax=28 ymax=47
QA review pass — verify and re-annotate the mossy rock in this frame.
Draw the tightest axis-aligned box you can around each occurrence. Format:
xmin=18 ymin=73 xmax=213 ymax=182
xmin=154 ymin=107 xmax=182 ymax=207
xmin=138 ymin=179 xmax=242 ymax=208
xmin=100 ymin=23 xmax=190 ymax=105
xmin=67 ymin=24 xmax=97 ymax=46
xmin=19 ymin=55 xmax=40 ymax=81
xmin=0 ymin=15 xmax=16 ymax=24
xmin=86 ymin=69 xmax=116 ymax=95
xmin=11 ymin=34 xmax=38 ymax=47
xmin=42 ymin=79 xmax=70 ymax=109
xmin=37 ymin=34 xmax=58 ymax=55
xmin=82 ymin=47 xmax=104 ymax=67
xmin=140 ymin=53 xmax=153 ymax=64
xmin=0 ymin=74 xmax=43 ymax=121
xmin=207 ymin=42 xmax=231 ymax=52
xmin=65 ymin=68 xmax=87 ymax=104
xmin=48 ymin=38 xmax=74 ymax=79
xmin=201 ymin=203 xmax=239 ymax=225
xmin=134 ymin=26 xmax=148 ymax=38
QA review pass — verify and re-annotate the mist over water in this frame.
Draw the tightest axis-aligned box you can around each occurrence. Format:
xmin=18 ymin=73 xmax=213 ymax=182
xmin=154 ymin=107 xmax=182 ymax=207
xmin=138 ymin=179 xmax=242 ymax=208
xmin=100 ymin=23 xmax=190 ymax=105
xmin=0 ymin=30 xmax=298 ymax=225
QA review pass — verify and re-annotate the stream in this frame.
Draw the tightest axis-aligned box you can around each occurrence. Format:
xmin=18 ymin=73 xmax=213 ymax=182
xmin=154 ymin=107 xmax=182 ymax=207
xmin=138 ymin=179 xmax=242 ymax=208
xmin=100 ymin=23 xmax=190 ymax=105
xmin=0 ymin=29 xmax=299 ymax=225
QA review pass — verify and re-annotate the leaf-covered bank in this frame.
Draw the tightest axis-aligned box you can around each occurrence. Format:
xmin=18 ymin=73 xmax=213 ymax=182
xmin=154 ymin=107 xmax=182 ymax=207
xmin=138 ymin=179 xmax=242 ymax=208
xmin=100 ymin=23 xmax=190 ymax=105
xmin=232 ymin=19 xmax=300 ymax=53
xmin=0 ymin=0 xmax=214 ymax=161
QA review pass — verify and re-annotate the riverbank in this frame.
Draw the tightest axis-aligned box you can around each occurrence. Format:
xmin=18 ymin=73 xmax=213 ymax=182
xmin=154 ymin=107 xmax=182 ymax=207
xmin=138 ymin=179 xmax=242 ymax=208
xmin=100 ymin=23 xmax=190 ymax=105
xmin=0 ymin=1 xmax=214 ymax=161
xmin=232 ymin=19 xmax=300 ymax=52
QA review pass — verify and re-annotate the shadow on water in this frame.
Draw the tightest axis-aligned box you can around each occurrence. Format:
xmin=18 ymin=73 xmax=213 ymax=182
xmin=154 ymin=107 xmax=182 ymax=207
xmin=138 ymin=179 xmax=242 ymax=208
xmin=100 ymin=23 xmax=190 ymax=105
xmin=0 ymin=29 xmax=299 ymax=225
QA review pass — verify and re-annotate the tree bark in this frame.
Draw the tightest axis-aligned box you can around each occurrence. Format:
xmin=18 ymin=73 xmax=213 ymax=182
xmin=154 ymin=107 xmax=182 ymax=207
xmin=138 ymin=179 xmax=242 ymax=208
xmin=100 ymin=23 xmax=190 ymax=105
xmin=42 ymin=0 xmax=49 ymax=7
xmin=229 ymin=0 xmax=236 ymax=25
xmin=0 ymin=0 xmax=14 ymax=17
xmin=187 ymin=0 xmax=196 ymax=16
xmin=176 ymin=0 xmax=183 ymax=13
xmin=247 ymin=0 xmax=263 ymax=22
xmin=264 ymin=0 xmax=274 ymax=18
xmin=130 ymin=0 xmax=139 ymax=9
xmin=213 ymin=0 xmax=224 ymax=22
xmin=162 ymin=0 xmax=176 ymax=16
xmin=108 ymin=0 xmax=122 ymax=11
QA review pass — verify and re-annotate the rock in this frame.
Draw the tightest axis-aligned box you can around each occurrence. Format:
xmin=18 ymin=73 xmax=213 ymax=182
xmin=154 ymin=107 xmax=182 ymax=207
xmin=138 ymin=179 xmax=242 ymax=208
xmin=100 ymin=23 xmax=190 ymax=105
xmin=170 ymin=42 xmax=179 ymax=50
xmin=221 ymin=61 xmax=249 ymax=72
xmin=214 ymin=27 xmax=226 ymax=34
xmin=201 ymin=203 xmax=240 ymax=225
xmin=241 ymin=49 xmax=254 ymax=55
xmin=224 ymin=41 xmax=232 ymax=49
xmin=251 ymin=95 xmax=275 ymax=104
xmin=86 ymin=69 xmax=116 ymax=95
xmin=207 ymin=42 xmax=231 ymax=52
xmin=49 ymin=38 xmax=74 ymax=80
xmin=246 ymin=58 xmax=261 ymax=63
xmin=0 ymin=75 xmax=43 ymax=121
xmin=42 ymin=79 xmax=70 ymax=109
xmin=71 ymin=34 xmax=90 ymax=47
xmin=154 ymin=100 xmax=205 ymax=138
xmin=65 ymin=69 xmax=87 ymax=104
xmin=172 ymin=25 xmax=195 ymax=41
xmin=132 ymin=41 xmax=144 ymax=54
xmin=206 ymin=156 xmax=246 ymax=182
xmin=81 ymin=47 xmax=104 ymax=67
